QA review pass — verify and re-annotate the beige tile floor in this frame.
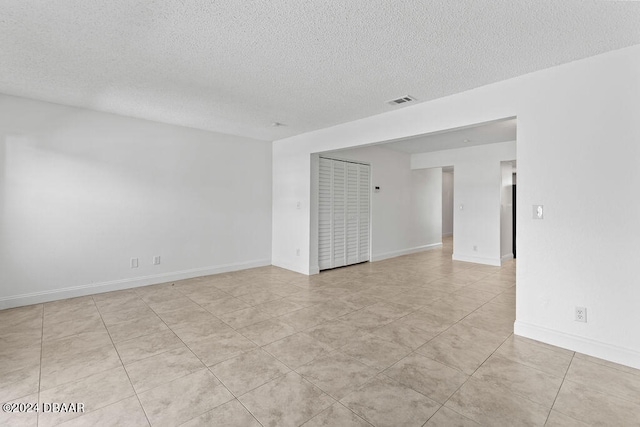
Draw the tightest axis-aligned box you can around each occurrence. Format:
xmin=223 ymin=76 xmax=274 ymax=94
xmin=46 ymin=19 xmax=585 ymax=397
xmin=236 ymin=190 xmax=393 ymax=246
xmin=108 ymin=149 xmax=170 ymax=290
xmin=2 ymin=237 xmax=640 ymax=426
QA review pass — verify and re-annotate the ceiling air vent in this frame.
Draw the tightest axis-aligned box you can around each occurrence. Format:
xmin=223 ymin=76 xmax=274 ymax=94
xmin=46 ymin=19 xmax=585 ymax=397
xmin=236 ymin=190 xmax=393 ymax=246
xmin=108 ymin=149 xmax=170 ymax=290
xmin=387 ymin=95 xmax=416 ymax=106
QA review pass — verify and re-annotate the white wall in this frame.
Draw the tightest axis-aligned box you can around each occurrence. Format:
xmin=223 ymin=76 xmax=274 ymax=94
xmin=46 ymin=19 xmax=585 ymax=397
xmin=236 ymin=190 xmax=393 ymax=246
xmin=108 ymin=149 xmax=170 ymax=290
xmin=412 ymin=142 xmax=516 ymax=266
xmin=310 ymin=146 xmax=441 ymax=269
xmin=442 ymin=171 xmax=454 ymax=237
xmin=0 ymin=94 xmax=272 ymax=309
xmin=271 ymin=44 xmax=640 ymax=369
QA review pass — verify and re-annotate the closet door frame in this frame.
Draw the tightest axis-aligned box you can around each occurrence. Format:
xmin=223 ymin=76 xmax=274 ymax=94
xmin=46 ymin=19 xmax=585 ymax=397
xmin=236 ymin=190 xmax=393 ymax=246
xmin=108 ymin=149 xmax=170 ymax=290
xmin=317 ymin=155 xmax=371 ymax=271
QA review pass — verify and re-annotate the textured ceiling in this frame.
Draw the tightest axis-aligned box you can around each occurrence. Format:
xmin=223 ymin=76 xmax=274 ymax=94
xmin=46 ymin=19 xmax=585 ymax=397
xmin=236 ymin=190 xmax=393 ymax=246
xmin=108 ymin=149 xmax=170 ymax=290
xmin=384 ymin=118 xmax=516 ymax=154
xmin=1 ymin=1 xmax=640 ymax=141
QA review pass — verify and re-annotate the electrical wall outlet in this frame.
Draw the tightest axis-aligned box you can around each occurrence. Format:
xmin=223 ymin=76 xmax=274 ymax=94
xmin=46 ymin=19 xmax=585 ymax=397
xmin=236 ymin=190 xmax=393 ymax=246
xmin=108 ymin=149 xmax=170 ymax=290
xmin=473 ymin=245 xmax=478 ymax=252
xmin=153 ymin=256 xmax=161 ymax=265
xmin=296 ymin=249 xmax=300 ymax=256
xmin=575 ymin=306 xmax=587 ymax=322
xmin=131 ymin=258 xmax=139 ymax=268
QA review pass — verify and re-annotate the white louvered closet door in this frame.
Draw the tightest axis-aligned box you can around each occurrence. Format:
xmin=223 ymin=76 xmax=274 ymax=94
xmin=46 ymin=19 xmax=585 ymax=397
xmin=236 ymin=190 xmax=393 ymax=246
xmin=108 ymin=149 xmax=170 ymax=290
xmin=358 ymin=163 xmax=370 ymax=263
xmin=318 ymin=158 xmax=370 ymax=270
xmin=332 ymin=160 xmax=347 ymax=268
xmin=318 ymin=158 xmax=333 ymax=270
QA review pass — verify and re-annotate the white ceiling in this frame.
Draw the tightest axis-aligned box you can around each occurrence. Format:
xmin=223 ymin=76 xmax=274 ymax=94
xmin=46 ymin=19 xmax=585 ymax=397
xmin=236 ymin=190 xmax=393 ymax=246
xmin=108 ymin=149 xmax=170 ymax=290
xmin=1 ymin=1 xmax=639 ymax=141
xmin=383 ymin=118 xmax=517 ymax=154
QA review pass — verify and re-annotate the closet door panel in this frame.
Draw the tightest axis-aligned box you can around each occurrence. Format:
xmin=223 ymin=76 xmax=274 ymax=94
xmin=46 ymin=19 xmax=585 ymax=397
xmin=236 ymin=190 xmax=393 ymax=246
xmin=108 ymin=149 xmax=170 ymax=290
xmin=346 ymin=163 xmax=360 ymax=265
xmin=358 ymin=164 xmax=370 ymax=262
xmin=318 ymin=158 xmax=333 ymax=270
xmin=332 ymin=160 xmax=347 ymax=268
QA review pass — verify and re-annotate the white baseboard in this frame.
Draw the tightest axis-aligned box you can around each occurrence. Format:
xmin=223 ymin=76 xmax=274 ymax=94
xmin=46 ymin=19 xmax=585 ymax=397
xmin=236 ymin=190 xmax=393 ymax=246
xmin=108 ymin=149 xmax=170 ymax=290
xmin=0 ymin=258 xmax=272 ymax=310
xmin=514 ymin=321 xmax=640 ymax=370
xmin=501 ymin=254 xmax=514 ymax=262
xmin=371 ymin=243 xmax=442 ymax=262
xmin=279 ymin=242 xmax=444 ymax=274
xmin=271 ymin=258 xmax=310 ymax=276
xmin=452 ymin=253 xmax=501 ymax=266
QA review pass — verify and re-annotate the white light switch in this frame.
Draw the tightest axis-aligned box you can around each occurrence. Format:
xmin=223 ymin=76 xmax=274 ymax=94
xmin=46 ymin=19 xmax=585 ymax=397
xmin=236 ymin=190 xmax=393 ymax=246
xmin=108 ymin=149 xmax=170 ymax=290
xmin=533 ymin=205 xmax=544 ymax=219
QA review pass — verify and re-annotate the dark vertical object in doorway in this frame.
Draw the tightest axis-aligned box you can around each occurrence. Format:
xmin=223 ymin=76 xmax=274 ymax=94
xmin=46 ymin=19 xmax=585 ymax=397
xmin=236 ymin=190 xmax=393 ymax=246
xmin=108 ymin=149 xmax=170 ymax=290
xmin=512 ymin=184 xmax=517 ymax=258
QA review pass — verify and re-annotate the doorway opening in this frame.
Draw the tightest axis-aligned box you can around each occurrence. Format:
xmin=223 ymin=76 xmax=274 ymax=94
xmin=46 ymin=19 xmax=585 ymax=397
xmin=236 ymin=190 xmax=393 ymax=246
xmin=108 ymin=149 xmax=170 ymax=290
xmin=500 ymin=160 xmax=516 ymax=262
xmin=512 ymin=169 xmax=517 ymax=258
xmin=442 ymin=166 xmax=454 ymax=256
